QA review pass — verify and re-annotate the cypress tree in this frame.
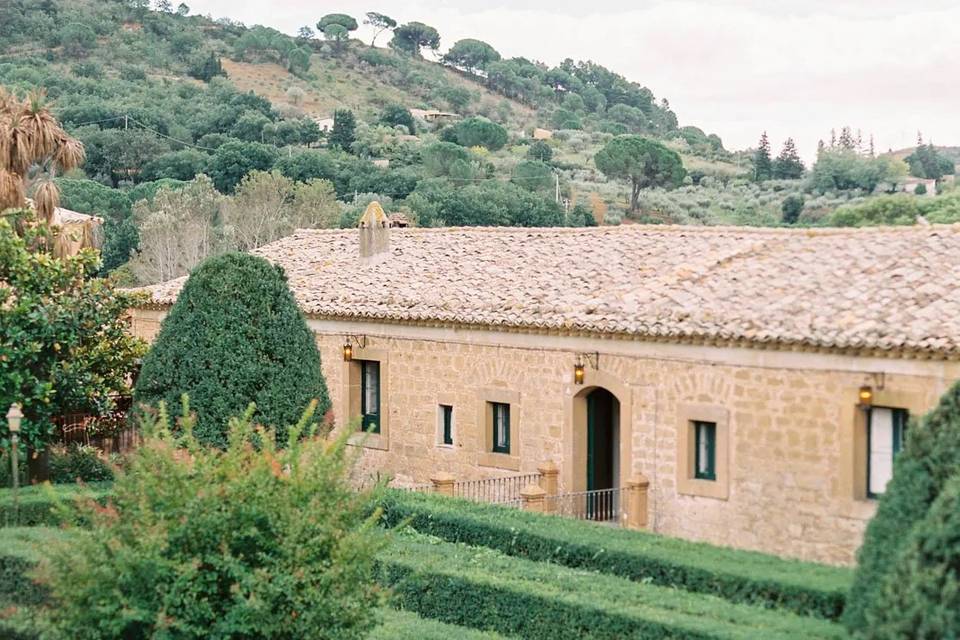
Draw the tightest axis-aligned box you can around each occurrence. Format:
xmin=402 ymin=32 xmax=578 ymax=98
xmin=329 ymin=109 xmax=357 ymax=151
xmin=134 ymin=253 xmax=329 ymax=447
xmin=773 ymin=137 xmax=804 ymax=179
xmin=753 ymin=131 xmax=772 ymax=181
xmin=845 ymin=381 xmax=960 ymax=632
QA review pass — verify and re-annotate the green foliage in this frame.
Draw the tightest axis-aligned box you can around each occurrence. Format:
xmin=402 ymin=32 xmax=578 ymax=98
xmin=408 ymin=179 xmax=563 ymax=227
xmin=206 ymin=140 xmax=279 ymax=193
xmin=42 ymin=406 xmax=386 ymax=639
xmin=905 ymin=143 xmax=954 ymax=179
xmin=0 ymin=483 xmax=113 ymax=528
xmin=275 ymin=149 xmax=338 ymax=184
xmin=862 ymin=473 xmax=960 ymax=638
xmin=379 ymin=491 xmax=851 ymax=620
xmin=48 ymin=445 xmax=115 ymax=485
xmin=60 ymin=22 xmax=97 ymax=57
xmin=845 ymin=382 xmax=960 ymax=631
xmin=774 ymin=138 xmax=804 ymax=179
xmin=526 ymin=139 xmax=553 ymax=162
xmin=371 ymin=610 xmax=507 ymax=640
xmin=781 ymin=193 xmax=805 ymax=224
xmin=330 ymin=109 xmax=357 ymax=151
xmin=187 ymin=51 xmax=225 ymax=82
xmin=438 ymin=85 xmax=473 ymax=111
xmin=754 ymin=131 xmax=773 ymax=181
xmin=595 ymin=135 xmax=686 ymax=211
xmin=380 ymin=104 xmax=415 ymax=134
xmin=441 ymin=116 xmax=508 ymax=151
xmin=0 ymin=528 xmax=67 ymax=606
xmin=390 ymin=22 xmax=441 ymax=57
xmin=443 ymin=39 xmax=501 ymax=73
xmin=318 ymin=13 xmax=359 ymax=32
xmin=0 ymin=217 xmax=145 ymax=457
xmin=811 ymin=149 xmax=907 ymax=193
xmin=379 ymin=532 xmax=847 ymax=639
xmin=828 ymin=192 xmax=960 ymax=227
xmin=914 ymin=183 xmax=927 ymax=195
xmin=363 ymin=12 xmax=397 ymax=46
xmin=134 ymin=253 xmax=329 ymax=447
xmin=421 ymin=142 xmax=472 ymax=177
xmin=140 ymin=149 xmax=209 ymax=182
xmin=511 ymin=159 xmax=554 ymax=193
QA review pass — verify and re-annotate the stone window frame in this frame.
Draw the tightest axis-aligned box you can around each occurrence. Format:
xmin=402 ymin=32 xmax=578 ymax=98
xmin=436 ymin=393 xmax=456 ymax=449
xmin=477 ymin=388 xmax=521 ymax=471
xmin=342 ymin=346 xmax=390 ymax=451
xmin=676 ymin=403 xmax=729 ymax=500
xmin=865 ymin=406 xmax=909 ymax=499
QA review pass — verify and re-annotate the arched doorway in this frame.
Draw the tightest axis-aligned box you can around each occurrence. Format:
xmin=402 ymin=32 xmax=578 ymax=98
xmin=586 ymin=388 xmax=620 ymax=492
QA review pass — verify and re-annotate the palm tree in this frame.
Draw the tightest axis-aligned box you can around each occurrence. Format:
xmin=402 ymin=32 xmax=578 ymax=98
xmin=0 ymin=87 xmax=85 ymax=225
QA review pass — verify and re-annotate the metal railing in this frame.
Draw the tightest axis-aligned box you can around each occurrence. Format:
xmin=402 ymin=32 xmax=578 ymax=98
xmin=545 ymin=487 xmax=623 ymax=524
xmin=454 ymin=472 xmax=542 ymax=505
xmin=396 ymin=483 xmax=434 ymax=493
xmin=52 ymin=396 xmax=137 ymax=455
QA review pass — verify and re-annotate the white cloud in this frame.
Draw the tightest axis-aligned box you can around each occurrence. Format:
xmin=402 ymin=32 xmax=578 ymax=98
xmin=187 ymin=0 xmax=960 ymax=162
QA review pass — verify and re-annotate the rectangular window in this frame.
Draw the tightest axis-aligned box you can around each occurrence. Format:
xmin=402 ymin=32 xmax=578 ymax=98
xmin=440 ymin=404 xmax=453 ymax=446
xmin=868 ymin=407 xmax=908 ymax=497
xmin=360 ymin=360 xmax=380 ymax=434
xmin=694 ymin=421 xmax=717 ymax=481
xmin=491 ymin=402 xmax=510 ymax=454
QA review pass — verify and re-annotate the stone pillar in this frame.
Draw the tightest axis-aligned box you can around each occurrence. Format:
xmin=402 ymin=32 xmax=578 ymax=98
xmin=537 ymin=460 xmax=559 ymax=513
xmin=430 ymin=472 xmax=456 ymax=497
xmin=520 ymin=484 xmax=547 ymax=514
xmin=625 ymin=473 xmax=650 ymax=529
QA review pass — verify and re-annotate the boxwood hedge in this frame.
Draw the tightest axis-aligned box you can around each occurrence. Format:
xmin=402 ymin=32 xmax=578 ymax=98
xmin=371 ymin=609 xmax=508 ymax=639
xmin=0 ymin=483 xmax=112 ymax=528
xmin=379 ymin=534 xmax=848 ymax=640
xmin=379 ymin=491 xmax=852 ymax=619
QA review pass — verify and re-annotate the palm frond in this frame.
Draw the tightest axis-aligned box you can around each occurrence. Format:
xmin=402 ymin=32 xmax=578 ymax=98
xmin=32 ymin=179 xmax=60 ymax=225
xmin=0 ymin=168 xmax=25 ymax=212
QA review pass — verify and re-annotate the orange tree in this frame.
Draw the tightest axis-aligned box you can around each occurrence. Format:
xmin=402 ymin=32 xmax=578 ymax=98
xmin=0 ymin=214 xmax=145 ymax=478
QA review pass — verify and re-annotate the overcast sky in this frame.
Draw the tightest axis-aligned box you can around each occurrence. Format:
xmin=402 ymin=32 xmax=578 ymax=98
xmin=185 ymin=0 xmax=959 ymax=162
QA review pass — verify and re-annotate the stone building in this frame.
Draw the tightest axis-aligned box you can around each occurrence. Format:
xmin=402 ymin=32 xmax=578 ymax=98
xmin=130 ymin=220 xmax=960 ymax=565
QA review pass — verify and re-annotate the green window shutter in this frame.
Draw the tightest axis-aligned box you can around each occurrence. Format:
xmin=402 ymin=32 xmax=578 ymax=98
xmin=893 ymin=408 xmax=908 ymax=456
xmin=360 ymin=360 xmax=380 ymax=434
xmin=441 ymin=405 xmax=453 ymax=445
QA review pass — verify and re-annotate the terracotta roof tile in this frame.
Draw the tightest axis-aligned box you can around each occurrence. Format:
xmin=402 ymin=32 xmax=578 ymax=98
xmin=137 ymin=224 xmax=960 ymax=357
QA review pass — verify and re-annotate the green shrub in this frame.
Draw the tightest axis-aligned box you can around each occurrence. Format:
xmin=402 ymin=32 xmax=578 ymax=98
xmin=862 ymin=473 xmax=960 ymax=638
xmin=914 ymin=183 xmax=927 ymax=195
xmin=379 ymin=491 xmax=850 ymax=619
xmin=0 ymin=528 xmax=68 ymax=607
xmin=48 ymin=445 xmax=115 ymax=484
xmin=781 ymin=194 xmax=805 ymax=224
xmin=379 ymin=533 xmax=847 ymax=640
xmin=134 ymin=253 xmax=330 ymax=447
xmin=41 ymin=405 xmax=386 ymax=639
xmin=0 ymin=483 xmax=112 ymax=528
xmin=440 ymin=117 xmax=508 ymax=151
xmin=845 ymin=381 xmax=960 ymax=631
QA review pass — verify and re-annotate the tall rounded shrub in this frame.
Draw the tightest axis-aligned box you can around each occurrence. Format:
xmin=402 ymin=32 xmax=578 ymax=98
xmin=863 ymin=472 xmax=960 ymax=638
xmin=134 ymin=253 xmax=329 ymax=447
xmin=845 ymin=381 xmax=960 ymax=632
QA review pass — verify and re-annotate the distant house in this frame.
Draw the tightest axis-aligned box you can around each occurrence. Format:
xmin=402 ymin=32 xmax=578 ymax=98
xmin=410 ymin=109 xmax=460 ymax=123
xmin=901 ymin=177 xmax=936 ymax=196
xmin=53 ymin=207 xmax=104 ymax=258
xmin=372 ymin=158 xmax=390 ymax=168
xmin=313 ymin=116 xmax=335 ymax=133
xmin=532 ymin=128 xmax=554 ymax=140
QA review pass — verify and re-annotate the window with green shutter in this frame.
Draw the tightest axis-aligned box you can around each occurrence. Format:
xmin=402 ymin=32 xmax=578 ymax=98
xmin=694 ymin=421 xmax=716 ymax=481
xmin=360 ymin=360 xmax=380 ymax=434
xmin=867 ymin=407 xmax=908 ymax=498
xmin=491 ymin=402 xmax=510 ymax=454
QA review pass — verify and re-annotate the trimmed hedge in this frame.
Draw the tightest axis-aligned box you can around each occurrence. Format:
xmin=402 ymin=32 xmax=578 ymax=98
xmin=0 ymin=483 xmax=112 ymax=527
xmin=0 ymin=527 xmax=69 ymax=640
xmin=379 ymin=491 xmax=851 ymax=619
xmin=372 ymin=609 xmax=508 ymax=639
xmin=379 ymin=534 xmax=847 ymax=640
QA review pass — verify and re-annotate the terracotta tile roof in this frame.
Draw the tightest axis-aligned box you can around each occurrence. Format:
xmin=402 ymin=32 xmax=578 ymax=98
xmin=138 ymin=224 xmax=960 ymax=358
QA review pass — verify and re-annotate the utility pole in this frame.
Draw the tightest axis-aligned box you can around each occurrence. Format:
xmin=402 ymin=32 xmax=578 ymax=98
xmin=124 ymin=114 xmax=128 ymax=131
xmin=554 ymin=171 xmax=560 ymax=204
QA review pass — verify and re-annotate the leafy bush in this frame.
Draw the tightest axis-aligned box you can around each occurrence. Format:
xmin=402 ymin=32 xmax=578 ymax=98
xmin=845 ymin=381 xmax=960 ymax=631
xmin=914 ymin=183 xmax=927 ymax=195
xmin=371 ymin=610 xmax=507 ymax=640
xmin=134 ymin=253 xmax=330 ymax=447
xmin=781 ymin=194 xmax=805 ymax=224
xmin=48 ymin=445 xmax=115 ymax=484
xmin=379 ymin=491 xmax=851 ymax=619
xmin=0 ymin=527 xmax=67 ymax=606
xmin=379 ymin=533 xmax=847 ymax=639
xmin=40 ymin=405 xmax=386 ymax=639
xmin=440 ymin=117 xmax=508 ymax=151
xmin=862 ymin=473 xmax=960 ymax=638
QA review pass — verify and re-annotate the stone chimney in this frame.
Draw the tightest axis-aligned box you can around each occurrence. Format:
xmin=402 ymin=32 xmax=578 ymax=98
xmin=358 ymin=201 xmax=390 ymax=262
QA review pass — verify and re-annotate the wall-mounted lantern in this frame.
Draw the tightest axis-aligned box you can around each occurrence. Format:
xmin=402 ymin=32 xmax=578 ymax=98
xmin=342 ymin=335 xmax=368 ymax=361
xmin=858 ymin=385 xmax=873 ymax=407
xmin=573 ymin=352 xmax=599 ymax=385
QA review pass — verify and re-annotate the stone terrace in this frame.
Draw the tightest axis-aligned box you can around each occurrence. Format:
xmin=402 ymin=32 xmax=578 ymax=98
xmin=139 ymin=224 xmax=960 ymax=358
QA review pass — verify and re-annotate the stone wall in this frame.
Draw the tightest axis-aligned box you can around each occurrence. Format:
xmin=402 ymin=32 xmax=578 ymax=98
xmin=129 ymin=308 xmax=959 ymax=565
